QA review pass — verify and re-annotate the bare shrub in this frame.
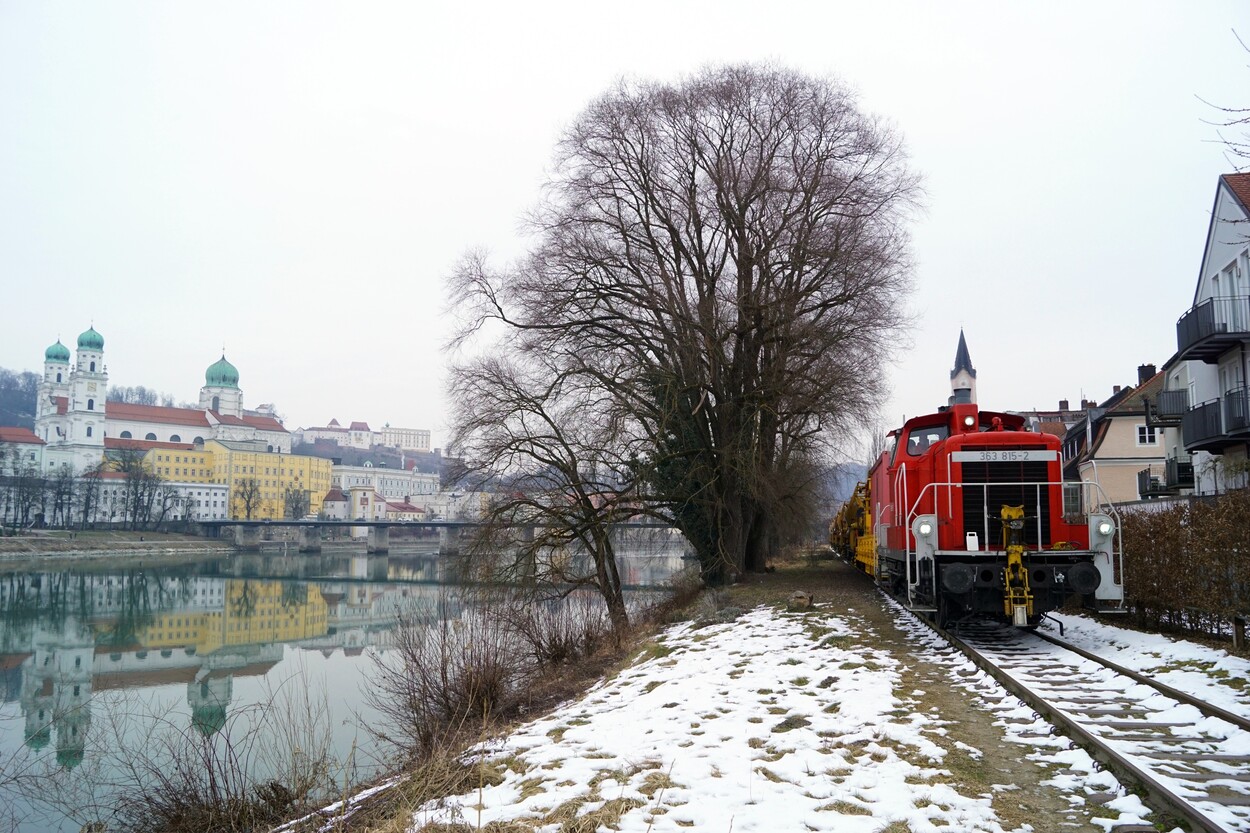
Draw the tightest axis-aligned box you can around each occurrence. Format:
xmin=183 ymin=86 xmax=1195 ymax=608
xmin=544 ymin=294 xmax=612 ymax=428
xmin=366 ymin=596 xmax=527 ymax=757
xmin=107 ymin=706 xmax=311 ymax=833
xmin=490 ymin=590 xmax=610 ymax=669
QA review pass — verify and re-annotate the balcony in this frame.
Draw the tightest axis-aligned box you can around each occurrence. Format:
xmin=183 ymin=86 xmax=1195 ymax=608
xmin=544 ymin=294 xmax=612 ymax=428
xmin=1182 ymin=392 xmax=1250 ymax=453
xmin=1176 ymin=296 xmax=1250 ymax=363
xmin=1182 ymin=399 xmax=1227 ymax=452
xmin=1225 ymin=386 xmax=1250 ymax=435
xmin=1136 ymin=466 xmax=1169 ymax=498
xmin=1166 ymin=455 xmax=1195 ymax=490
xmin=1144 ymin=388 xmax=1189 ymax=428
xmin=1137 ymin=455 xmax=1196 ymax=498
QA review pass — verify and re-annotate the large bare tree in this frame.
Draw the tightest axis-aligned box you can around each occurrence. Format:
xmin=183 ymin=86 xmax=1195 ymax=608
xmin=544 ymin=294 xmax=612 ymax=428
xmin=449 ymin=64 xmax=917 ymax=582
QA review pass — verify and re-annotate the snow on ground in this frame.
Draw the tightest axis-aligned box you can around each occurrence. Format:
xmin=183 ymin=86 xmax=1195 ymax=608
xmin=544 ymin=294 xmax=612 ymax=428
xmin=411 ymin=602 xmax=1169 ymax=833
xmin=1041 ymin=612 xmax=1250 ymax=717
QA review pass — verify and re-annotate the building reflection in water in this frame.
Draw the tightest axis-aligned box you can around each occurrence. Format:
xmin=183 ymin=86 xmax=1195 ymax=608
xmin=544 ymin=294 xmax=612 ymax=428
xmin=0 ymin=541 xmax=691 ymax=832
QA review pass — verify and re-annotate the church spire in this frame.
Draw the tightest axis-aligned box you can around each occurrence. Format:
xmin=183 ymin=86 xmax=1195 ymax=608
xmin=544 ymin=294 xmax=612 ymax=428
xmin=950 ymin=330 xmax=977 ymax=405
xmin=950 ymin=329 xmax=976 ymax=380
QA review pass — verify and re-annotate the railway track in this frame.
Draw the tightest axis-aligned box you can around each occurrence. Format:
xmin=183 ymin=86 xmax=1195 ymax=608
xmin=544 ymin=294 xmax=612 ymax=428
xmin=940 ymin=618 xmax=1250 ymax=832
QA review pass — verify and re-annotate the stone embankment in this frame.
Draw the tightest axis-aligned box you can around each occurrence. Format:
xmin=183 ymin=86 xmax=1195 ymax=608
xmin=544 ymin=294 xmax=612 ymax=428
xmin=0 ymin=529 xmax=231 ymax=564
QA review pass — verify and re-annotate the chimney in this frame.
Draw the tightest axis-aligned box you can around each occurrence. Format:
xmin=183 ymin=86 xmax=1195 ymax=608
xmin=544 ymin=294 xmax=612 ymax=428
xmin=1138 ymin=364 xmax=1156 ymax=385
xmin=1059 ymin=399 xmax=1069 ymax=411
xmin=1113 ymin=385 xmax=1121 ymax=395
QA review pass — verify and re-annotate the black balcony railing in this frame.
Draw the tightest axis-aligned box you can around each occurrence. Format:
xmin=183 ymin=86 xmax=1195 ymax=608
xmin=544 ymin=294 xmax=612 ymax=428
xmin=1166 ymin=455 xmax=1195 ymax=490
xmin=1138 ymin=456 xmax=1196 ymax=497
xmin=1137 ymin=467 xmax=1167 ymax=498
xmin=1145 ymin=388 xmax=1189 ymax=427
xmin=1225 ymin=386 xmax=1250 ymax=434
xmin=1183 ymin=399 xmax=1227 ymax=452
xmin=1177 ymin=296 xmax=1250 ymax=362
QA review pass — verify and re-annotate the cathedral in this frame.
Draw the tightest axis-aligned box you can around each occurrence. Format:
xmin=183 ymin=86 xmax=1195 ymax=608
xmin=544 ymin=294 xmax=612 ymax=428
xmin=35 ymin=326 xmax=290 ymax=472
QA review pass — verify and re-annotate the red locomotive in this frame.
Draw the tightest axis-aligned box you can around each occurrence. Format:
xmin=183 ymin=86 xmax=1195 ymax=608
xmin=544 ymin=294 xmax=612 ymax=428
xmin=843 ymin=336 xmax=1125 ymax=627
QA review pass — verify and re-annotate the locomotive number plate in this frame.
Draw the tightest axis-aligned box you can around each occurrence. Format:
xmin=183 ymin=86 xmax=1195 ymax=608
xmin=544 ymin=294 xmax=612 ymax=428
xmin=951 ymin=450 xmax=1057 ymax=462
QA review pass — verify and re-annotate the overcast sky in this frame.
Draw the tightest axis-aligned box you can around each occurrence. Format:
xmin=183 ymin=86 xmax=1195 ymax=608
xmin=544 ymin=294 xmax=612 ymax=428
xmin=1 ymin=2 xmax=1245 ymax=455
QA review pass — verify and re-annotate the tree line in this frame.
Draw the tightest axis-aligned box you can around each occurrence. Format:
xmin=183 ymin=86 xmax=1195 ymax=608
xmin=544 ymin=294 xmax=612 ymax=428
xmin=0 ymin=448 xmax=181 ymax=532
xmin=0 ymin=364 xmax=187 ymax=430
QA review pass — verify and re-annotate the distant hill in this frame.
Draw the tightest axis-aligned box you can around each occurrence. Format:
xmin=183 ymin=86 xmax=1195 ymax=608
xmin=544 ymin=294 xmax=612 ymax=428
xmin=827 ymin=462 xmax=867 ymax=507
xmin=0 ymin=368 xmax=38 ymax=429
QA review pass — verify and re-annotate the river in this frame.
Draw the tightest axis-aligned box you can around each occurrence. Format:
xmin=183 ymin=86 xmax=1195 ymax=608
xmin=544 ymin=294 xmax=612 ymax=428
xmin=0 ymin=536 xmax=692 ymax=833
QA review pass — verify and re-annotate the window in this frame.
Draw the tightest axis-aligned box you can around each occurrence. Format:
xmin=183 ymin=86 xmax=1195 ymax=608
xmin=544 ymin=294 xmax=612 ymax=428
xmin=87 ymin=398 xmax=94 ymax=411
xmin=146 ymin=433 xmax=157 ymax=441
xmin=86 ymin=426 xmax=92 ymax=437
xmin=1137 ymin=424 xmax=1158 ymax=446
xmin=89 ymin=361 xmax=95 ymax=372
xmin=119 ymin=430 xmax=131 ymax=439
xmin=56 ymin=372 xmax=62 ymax=383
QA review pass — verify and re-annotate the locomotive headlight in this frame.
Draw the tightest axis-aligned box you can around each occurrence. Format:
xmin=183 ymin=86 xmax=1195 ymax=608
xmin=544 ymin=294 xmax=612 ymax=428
xmin=1089 ymin=513 xmax=1116 ymax=547
xmin=963 ymin=415 xmax=975 ymax=428
xmin=912 ymin=515 xmax=938 ymax=550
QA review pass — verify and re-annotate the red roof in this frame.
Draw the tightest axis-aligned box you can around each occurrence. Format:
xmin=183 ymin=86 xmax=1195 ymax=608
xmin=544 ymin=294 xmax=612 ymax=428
xmin=323 ymin=487 xmax=347 ymax=502
xmin=328 ymin=418 xmax=341 ymax=427
xmin=387 ymin=500 xmax=423 ymax=512
xmin=105 ymin=438 xmax=195 ymax=452
xmin=1222 ymin=173 xmax=1250 ymax=212
xmin=207 ymin=411 xmax=289 ymax=433
xmin=241 ymin=414 xmax=287 ymax=433
xmin=0 ymin=427 xmax=44 ymax=445
xmin=349 ymin=421 xmax=371 ymax=432
xmin=109 ymin=401 xmax=211 ymax=428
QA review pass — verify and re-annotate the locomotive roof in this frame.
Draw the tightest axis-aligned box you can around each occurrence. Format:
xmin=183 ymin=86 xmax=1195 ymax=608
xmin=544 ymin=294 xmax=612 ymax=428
xmin=899 ymin=404 xmax=1025 ymax=433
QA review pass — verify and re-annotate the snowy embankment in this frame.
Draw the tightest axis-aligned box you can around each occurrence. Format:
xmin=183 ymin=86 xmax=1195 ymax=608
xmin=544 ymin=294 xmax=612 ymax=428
xmin=1041 ymin=613 xmax=1250 ymax=717
xmin=403 ymin=602 xmax=1179 ymax=833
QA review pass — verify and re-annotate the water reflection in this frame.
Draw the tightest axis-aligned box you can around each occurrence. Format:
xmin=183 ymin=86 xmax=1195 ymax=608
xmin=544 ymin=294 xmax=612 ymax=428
xmin=0 ymin=540 xmax=691 ymax=833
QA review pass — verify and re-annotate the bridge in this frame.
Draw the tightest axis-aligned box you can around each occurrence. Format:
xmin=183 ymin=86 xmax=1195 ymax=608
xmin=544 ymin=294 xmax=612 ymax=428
xmin=198 ymin=519 xmax=672 ymax=555
xmin=199 ymin=519 xmax=486 ymax=554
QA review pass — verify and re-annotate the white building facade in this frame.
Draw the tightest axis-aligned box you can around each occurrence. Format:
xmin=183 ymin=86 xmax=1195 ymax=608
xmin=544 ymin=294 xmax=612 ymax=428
xmin=1149 ymin=173 xmax=1250 ymax=495
xmin=33 ymin=328 xmax=290 ymax=474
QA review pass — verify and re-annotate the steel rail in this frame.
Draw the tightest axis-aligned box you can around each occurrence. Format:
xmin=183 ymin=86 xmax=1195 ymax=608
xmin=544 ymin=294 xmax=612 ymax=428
xmin=1035 ymin=629 xmax=1250 ymax=734
xmin=925 ymin=615 xmax=1238 ymax=833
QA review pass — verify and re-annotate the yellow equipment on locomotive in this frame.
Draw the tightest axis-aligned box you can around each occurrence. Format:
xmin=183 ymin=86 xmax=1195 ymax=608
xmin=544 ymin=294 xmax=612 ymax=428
xmin=999 ymin=504 xmax=1034 ymax=627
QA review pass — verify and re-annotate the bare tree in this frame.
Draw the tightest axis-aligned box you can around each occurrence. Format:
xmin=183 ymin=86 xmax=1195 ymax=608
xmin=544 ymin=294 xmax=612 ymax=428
xmin=282 ymin=486 xmax=310 ymax=520
xmin=448 ymin=355 xmax=643 ymax=630
xmin=112 ymin=449 xmax=164 ymax=530
xmin=233 ymin=478 xmax=263 ymax=520
xmin=449 ymin=64 xmax=917 ymax=581
xmin=47 ymin=465 xmax=76 ymax=527
xmin=12 ymin=461 xmax=45 ymax=529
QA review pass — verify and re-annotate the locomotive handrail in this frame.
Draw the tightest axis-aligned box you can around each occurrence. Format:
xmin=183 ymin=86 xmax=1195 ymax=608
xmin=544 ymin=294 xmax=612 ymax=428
xmin=898 ymin=479 xmax=1124 ymax=607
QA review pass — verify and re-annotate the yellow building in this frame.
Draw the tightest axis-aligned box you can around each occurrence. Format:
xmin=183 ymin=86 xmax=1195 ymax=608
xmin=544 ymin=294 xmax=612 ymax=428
xmin=204 ymin=439 xmax=332 ymax=519
xmin=136 ymin=579 xmax=329 ymax=654
xmin=142 ymin=445 xmax=216 ymax=482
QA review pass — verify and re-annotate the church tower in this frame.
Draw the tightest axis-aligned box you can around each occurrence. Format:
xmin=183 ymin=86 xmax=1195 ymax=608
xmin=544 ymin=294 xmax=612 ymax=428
xmin=36 ymin=339 xmax=71 ymax=425
xmin=36 ymin=327 xmax=107 ymax=471
xmin=950 ymin=330 xmax=977 ymax=405
xmin=67 ymin=326 xmax=108 ymax=466
xmin=199 ymin=354 xmax=243 ymax=417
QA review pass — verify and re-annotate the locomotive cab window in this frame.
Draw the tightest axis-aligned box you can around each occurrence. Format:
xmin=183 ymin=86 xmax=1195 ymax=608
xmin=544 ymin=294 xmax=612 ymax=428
xmin=904 ymin=425 xmax=949 ymax=456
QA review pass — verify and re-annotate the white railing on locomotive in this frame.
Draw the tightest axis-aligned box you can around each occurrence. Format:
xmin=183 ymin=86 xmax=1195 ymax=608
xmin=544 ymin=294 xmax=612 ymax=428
xmin=901 ymin=479 xmax=1121 ymax=554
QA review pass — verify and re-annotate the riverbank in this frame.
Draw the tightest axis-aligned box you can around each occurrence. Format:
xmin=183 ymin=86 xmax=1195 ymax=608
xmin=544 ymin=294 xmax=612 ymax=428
xmin=0 ymin=528 xmax=231 ymax=563
xmin=278 ymin=556 xmax=1182 ymax=833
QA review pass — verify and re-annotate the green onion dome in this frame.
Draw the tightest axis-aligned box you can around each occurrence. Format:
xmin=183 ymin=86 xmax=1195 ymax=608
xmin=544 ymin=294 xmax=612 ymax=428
xmin=45 ymin=340 xmax=70 ymax=363
xmin=77 ymin=326 xmax=104 ymax=351
xmin=205 ymin=354 xmax=240 ymax=388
